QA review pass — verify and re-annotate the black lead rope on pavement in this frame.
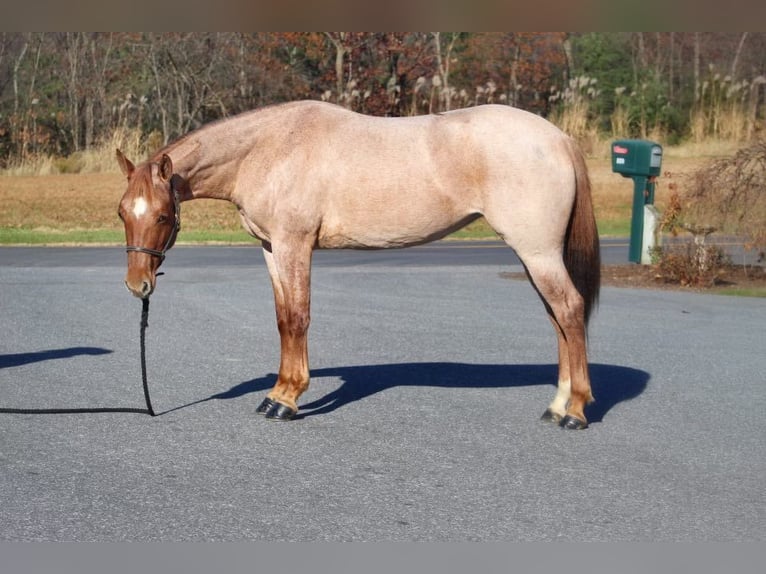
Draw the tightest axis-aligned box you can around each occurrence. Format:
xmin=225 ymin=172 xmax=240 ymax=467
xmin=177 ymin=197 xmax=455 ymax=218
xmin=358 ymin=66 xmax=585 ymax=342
xmin=140 ymin=297 xmax=157 ymax=416
xmin=0 ymin=299 xmax=157 ymax=416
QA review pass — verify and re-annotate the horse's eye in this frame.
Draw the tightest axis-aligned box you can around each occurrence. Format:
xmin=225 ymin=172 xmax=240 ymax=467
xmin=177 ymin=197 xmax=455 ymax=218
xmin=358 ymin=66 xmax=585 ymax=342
xmin=157 ymin=214 xmax=168 ymax=224
xmin=117 ymin=209 xmax=125 ymax=222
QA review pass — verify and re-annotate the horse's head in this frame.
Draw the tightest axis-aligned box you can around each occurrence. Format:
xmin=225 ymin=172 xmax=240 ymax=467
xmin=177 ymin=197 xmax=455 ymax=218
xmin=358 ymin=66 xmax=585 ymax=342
xmin=116 ymin=149 xmax=181 ymax=299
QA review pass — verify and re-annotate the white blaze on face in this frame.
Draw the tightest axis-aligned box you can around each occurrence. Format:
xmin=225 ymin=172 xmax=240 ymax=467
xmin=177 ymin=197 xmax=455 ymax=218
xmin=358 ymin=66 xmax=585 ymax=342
xmin=132 ymin=197 xmax=148 ymax=218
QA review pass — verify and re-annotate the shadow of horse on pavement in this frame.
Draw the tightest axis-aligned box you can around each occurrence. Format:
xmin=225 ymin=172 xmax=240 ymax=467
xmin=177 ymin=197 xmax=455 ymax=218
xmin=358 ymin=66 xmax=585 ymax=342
xmin=194 ymin=362 xmax=648 ymax=424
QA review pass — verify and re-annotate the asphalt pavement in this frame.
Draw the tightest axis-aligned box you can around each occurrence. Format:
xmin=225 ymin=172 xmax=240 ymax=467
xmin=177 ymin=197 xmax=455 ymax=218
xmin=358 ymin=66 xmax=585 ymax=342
xmin=0 ymin=242 xmax=764 ymax=541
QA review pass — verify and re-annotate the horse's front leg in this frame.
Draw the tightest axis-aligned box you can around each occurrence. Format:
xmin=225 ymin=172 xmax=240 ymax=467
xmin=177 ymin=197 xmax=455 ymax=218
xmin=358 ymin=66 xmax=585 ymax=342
xmin=256 ymin=239 xmax=313 ymax=421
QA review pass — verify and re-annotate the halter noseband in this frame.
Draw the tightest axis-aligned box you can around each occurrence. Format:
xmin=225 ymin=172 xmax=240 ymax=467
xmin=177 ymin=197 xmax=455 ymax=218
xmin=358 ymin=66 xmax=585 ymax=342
xmin=125 ymin=187 xmax=181 ymax=261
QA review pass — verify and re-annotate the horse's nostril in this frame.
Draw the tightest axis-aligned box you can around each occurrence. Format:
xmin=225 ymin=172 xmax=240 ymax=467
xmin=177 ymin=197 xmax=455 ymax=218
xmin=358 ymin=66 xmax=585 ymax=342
xmin=125 ymin=278 xmax=152 ymax=298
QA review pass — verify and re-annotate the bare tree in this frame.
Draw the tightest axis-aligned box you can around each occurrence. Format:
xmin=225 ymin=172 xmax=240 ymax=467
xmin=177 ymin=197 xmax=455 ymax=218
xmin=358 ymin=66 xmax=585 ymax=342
xmin=325 ymin=32 xmax=348 ymax=103
xmin=10 ymin=33 xmax=44 ymax=159
xmin=148 ymin=34 xmax=234 ymax=139
xmin=143 ymin=34 xmax=168 ymax=144
xmin=730 ymin=32 xmax=748 ymax=80
xmin=432 ymin=32 xmax=459 ymax=111
xmin=79 ymin=33 xmax=115 ymax=149
xmin=694 ymin=32 xmax=701 ymax=103
xmin=11 ymin=34 xmax=28 ymax=116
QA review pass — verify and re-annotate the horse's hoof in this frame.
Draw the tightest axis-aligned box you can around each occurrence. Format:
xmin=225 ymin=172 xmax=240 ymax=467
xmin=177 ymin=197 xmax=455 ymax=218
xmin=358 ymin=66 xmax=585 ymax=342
xmin=540 ymin=409 xmax=562 ymax=424
xmin=560 ymin=415 xmax=588 ymax=430
xmin=264 ymin=402 xmax=297 ymax=421
xmin=255 ymin=397 xmax=277 ymax=415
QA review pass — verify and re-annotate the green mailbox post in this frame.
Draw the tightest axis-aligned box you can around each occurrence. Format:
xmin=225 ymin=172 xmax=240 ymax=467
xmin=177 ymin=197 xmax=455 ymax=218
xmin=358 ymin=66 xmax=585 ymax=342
xmin=611 ymin=139 xmax=663 ymax=263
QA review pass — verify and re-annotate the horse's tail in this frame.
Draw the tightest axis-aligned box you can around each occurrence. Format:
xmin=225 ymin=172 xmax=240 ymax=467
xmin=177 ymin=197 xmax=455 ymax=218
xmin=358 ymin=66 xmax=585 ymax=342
xmin=564 ymin=138 xmax=601 ymax=327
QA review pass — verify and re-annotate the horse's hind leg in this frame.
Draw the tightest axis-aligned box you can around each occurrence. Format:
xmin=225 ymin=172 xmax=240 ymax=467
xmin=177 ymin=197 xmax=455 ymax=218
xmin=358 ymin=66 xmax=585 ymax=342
xmin=540 ymin=318 xmax=572 ymax=424
xmin=523 ymin=255 xmax=593 ymax=429
xmin=256 ymin=238 xmax=313 ymax=421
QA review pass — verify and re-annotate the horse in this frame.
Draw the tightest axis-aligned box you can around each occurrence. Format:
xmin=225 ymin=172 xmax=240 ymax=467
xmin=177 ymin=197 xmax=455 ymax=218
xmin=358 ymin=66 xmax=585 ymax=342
xmin=116 ymin=100 xmax=600 ymax=429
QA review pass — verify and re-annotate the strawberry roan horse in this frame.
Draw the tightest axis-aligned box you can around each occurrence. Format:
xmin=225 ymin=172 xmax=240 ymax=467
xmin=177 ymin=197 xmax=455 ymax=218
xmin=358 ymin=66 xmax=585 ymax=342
xmin=117 ymin=101 xmax=600 ymax=429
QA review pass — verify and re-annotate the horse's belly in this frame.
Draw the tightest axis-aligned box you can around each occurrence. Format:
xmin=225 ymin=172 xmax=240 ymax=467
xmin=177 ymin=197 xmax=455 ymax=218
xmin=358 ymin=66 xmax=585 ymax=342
xmin=317 ymin=211 xmax=480 ymax=249
xmin=317 ymin=230 xmax=427 ymax=249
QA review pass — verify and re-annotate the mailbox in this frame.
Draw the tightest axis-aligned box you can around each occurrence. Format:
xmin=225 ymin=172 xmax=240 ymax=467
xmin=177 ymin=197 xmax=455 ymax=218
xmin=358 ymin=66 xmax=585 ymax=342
xmin=612 ymin=139 xmax=662 ymax=177
xmin=611 ymin=139 xmax=663 ymax=264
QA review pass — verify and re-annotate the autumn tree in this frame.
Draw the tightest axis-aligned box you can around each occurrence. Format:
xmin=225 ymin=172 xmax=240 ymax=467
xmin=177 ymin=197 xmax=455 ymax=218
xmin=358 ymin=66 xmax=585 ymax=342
xmin=2 ymin=32 xmax=766 ymax=168
xmin=456 ymin=33 xmax=568 ymax=115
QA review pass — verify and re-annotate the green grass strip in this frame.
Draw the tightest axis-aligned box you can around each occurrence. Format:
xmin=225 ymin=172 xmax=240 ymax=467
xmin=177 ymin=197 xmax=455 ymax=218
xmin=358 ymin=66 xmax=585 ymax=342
xmin=0 ymin=228 xmax=124 ymax=245
xmin=0 ymin=228 xmax=262 ymax=245
xmin=1 ymin=216 xmax=625 ymax=245
xmin=715 ymin=287 xmax=766 ymax=298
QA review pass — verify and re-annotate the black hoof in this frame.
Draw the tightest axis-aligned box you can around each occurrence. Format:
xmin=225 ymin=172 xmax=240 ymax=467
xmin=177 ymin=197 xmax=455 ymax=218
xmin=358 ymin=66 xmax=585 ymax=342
xmin=560 ymin=415 xmax=588 ymax=430
xmin=264 ymin=402 xmax=297 ymax=421
xmin=255 ymin=397 xmax=277 ymax=415
xmin=540 ymin=409 xmax=562 ymax=424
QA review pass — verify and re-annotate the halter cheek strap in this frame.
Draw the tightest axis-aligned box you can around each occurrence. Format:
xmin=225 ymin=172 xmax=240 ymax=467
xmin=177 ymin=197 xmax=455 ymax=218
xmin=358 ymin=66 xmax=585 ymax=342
xmin=125 ymin=188 xmax=181 ymax=261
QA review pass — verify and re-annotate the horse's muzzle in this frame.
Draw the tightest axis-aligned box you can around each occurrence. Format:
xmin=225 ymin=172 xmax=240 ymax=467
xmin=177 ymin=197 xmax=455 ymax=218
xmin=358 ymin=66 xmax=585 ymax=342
xmin=125 ymin=273 xmax=154 ymax=299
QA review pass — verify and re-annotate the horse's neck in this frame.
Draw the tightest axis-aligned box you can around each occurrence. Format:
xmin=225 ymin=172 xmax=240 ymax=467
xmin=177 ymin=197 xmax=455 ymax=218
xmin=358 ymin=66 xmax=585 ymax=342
xmin=163 ymin=133 xmax=240 ymax=203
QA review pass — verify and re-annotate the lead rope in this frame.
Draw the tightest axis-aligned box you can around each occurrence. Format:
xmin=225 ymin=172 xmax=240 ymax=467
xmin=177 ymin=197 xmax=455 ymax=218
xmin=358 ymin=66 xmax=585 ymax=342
xmin=0 ymin=302 xmax=156 ymax=415
xmin=140 ymin=298 xmax=157 ymax=416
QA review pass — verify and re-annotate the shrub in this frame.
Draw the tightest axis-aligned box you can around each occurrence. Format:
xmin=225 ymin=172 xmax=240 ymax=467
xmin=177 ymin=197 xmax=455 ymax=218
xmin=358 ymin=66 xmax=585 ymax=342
xmin=650 ymin=242 xmax=731 ymax=287
xmin=680 ymin=140 xmax=766 ymax=255
xmin=653 ymin=140 xmax=766 ymax=286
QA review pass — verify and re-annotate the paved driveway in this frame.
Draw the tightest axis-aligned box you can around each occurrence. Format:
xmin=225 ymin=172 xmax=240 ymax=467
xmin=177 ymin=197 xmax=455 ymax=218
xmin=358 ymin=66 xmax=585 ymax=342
xmin=0 ymin=245 xmax=764 ymax=541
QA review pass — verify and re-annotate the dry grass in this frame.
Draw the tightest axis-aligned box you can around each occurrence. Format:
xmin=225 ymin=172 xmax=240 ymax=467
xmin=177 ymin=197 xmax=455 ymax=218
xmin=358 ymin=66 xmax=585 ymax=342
xmin=0 ymin=142 xmax=739 ymax=244
xmin=0 ymin=172 xmax=244 ymax=241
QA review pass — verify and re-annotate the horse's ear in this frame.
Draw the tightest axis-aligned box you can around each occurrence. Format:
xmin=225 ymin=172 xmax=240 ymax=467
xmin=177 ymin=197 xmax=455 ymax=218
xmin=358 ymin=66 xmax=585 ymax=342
xmin=115 ymin=149 xmax=134 ymax=179
xmin=159 ymin=154 xmax=173 ymax=183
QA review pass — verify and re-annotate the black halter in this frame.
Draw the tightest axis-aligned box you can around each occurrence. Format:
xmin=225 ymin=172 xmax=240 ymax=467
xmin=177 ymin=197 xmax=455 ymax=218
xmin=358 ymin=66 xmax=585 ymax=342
xmin=125 ymin=187 xmax=181 ymax=261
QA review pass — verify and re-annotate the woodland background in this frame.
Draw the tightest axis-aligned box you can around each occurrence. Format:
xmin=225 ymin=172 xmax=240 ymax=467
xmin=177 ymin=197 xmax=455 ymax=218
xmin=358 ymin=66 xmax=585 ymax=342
xmin=1 ymin=32 xmax=765 ymax=170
